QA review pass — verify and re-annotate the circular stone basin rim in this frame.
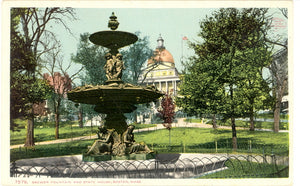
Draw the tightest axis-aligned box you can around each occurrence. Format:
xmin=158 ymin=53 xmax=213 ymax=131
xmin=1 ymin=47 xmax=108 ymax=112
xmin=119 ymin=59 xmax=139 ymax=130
xmin=68 ymin=87 xmax=163 ymax=105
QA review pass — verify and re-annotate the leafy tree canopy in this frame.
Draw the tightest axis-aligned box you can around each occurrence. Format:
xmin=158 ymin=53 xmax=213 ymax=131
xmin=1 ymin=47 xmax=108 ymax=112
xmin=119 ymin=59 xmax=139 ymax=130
xmin=10 ymin=9 xmax=52 ymax=130
xmin=178 ymin=8 xmax=272 ymax=119
xmin=71 ymin=33 xmax=107 ymax=85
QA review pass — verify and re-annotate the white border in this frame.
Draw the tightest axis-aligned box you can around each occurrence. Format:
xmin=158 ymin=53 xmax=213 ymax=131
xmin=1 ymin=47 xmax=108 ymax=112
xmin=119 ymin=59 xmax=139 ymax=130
xmin=1 ymin=1 xmax=294 ymax=186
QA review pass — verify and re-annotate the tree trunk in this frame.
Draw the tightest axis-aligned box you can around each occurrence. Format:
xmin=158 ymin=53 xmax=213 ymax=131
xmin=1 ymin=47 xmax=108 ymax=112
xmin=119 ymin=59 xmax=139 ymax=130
xmin=78 ymin=106 xmax=83 ymax=128
xmin=249 ymin=106 xmax=255 ymax=131
xmin=212 ymin=114 xmax=217 ymax=129
xmin=229 ymin=84 xmax=237 ymax=151
xmin=55 ymin=112 xmax=60 ymax=139
xmin=54 ymin=98 xmax=61 ymax=139
xmin=24 ymin=106 xmax=35 ymax=147
xmin=274 ymin=99 xmax=281 ymax=133
xmin=273 ymin=79 xmax=286 ymax=132
xmin=231 ymin=117 xmax=237 ymax=150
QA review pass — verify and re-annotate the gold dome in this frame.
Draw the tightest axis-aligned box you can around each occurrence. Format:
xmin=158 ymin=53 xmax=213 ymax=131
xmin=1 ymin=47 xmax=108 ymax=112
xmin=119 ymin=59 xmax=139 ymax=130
xmin=147 ymin=48 xmax=175 ymax=65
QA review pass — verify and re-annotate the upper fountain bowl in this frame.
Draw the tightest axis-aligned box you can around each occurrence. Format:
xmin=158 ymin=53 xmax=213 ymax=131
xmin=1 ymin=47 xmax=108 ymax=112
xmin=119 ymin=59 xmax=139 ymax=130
xmin=89 ymin=30 xmax=138 ymax=49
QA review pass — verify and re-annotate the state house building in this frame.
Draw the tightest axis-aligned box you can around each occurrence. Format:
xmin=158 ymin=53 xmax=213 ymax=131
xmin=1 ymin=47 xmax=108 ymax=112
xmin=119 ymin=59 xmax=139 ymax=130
xmin=138 ymin=35 xmax=180 ymax=96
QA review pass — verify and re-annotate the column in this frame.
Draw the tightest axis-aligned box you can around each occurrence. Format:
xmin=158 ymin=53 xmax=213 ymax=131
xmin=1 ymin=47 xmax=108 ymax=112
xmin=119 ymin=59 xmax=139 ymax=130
xmin=159 ymin=81 xmax=162 ymax=91
xmin=172 ymin=80 xmax=175 ymax=95
xmin=174 ymin=80 xmax=177 ymax=96
xmin=166 ymin=81 xmax=168 ymax=94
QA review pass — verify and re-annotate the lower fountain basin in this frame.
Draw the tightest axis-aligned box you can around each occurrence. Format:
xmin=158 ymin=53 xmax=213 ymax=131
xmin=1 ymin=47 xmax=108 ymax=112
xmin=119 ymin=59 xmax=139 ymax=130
xmin=82 ymin=153 xmax=156 ymax=162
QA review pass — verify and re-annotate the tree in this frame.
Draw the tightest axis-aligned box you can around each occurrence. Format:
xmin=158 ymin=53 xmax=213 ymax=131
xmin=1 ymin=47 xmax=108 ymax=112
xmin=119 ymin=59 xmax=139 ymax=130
xmin=10 ymin=9 xmax=52 ymax=144
xmin=60 ymin=99 xmax=78 ymax=122
xmin=71 ymin=33 xmax=107 ymax=85
xmin=234 ymin=45 xmax=273 ymax=131
xmin=266 ymin=9 xmax=288 ymax=132
xmin=269 ymin=46 xmax=288 ymax=132
xmin=157 ymin=94 xmax=175 ymax=148
xmin=40 ymin=34 xmax=83 ymax=138
xmin=10 ymin=8 xmax=76 ymax=146
xmin=122 ymin=31 xmax=153 ymax=85
xmin=44 ymin=72 xmax=72 ymax=139
xmin=177 ymin=55 xmax=226 ymax=129
xmin=16 ymin=8 xmax=76 ymax=60
xmin=177 ymin=8 xmax=272 ymax=150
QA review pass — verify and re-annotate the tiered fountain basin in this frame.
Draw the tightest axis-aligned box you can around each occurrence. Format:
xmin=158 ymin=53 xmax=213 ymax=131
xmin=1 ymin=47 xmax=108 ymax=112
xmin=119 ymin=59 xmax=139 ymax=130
xmin=89 ymin=30 xmax=138 ymax=50
xmin=67 ymin=83 xmax=163 ymax=134
xmin=68 ymin=83 xmax=162 ymax=113
xmin=66 ymin=12 xmax=163 ymax=161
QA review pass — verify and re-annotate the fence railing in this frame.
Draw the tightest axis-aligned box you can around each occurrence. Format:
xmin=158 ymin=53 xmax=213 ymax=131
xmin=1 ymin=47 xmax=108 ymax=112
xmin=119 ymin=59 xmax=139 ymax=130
xmin=10 ymin=154 xmax=289 ymax=179
xmin=11 ymin=141 xmax=289 ymax=163
xmin=150 ymin=142 xmax=288 ymax=155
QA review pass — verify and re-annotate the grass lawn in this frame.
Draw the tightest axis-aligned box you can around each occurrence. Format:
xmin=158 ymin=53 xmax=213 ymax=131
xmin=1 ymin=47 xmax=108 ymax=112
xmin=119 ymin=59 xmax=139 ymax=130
xmin=11 ymin=139 xmax=95 ymax=162
xmin=255 ymin=113 xmax=289 ymax=120
xmin=134 ymin=127 xmax=288 ymax=146
xmin=11 ymin=127 xmax=288 ymax=162
xmin=132 ymin=123 xmax=157 ymax=129
xmin=10 ymin=120 xmax=157 ymax=145
xmin=10 ymin=126 xmax=98 ymax=145
xmin=211 ymin=120 xmax=289 ymax=130
xmin=135 ymin=128 xmax=289 ymax=154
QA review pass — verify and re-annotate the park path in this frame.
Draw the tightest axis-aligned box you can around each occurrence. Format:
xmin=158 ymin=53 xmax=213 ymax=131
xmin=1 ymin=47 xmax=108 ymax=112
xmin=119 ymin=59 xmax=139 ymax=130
xmin=10 ymin=118 xmax=288 ymax=149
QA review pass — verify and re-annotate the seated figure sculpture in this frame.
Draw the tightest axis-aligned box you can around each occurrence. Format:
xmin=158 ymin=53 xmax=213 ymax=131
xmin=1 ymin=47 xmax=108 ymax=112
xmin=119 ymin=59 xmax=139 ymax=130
xmin=86 ymin=126 xmax=114 ymax=155
xmin=122 ymin=125 xmax=152 ymax=154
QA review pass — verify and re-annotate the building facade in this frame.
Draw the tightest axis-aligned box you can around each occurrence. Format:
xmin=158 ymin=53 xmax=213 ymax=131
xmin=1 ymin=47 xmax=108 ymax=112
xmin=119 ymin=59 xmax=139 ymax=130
xmin=138 ymin=35 xmax=180 ymax=96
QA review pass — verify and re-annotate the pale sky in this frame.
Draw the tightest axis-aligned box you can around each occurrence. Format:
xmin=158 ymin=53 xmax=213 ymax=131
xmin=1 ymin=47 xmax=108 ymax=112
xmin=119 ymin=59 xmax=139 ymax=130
xmin=53 ymin=8 xmax=217 ymax=74
xmin=51 ymin=8 xmax=288 ymax=82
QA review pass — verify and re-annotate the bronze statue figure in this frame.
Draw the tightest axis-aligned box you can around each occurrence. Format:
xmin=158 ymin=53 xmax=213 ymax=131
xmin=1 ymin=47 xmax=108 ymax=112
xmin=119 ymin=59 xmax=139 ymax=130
xmin=104 ymin=53 xmax=114 ymax=80
xmin=104 ymin=52 xmax=125 ymax=81
xmin=86 ymin=126 xmax=114 ymax=155
xmin=113 ymin=53 xmax=125 ymax=80
xmin=122 ymin=125 xmax=152 ymax=154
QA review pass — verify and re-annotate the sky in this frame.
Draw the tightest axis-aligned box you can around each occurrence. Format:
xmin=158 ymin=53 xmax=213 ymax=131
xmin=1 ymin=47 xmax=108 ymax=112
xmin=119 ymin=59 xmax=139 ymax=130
xmin=53 ymin=8 xmax=217 ymax=74
xmin=52 ymin=7 xmax=288 ymax=81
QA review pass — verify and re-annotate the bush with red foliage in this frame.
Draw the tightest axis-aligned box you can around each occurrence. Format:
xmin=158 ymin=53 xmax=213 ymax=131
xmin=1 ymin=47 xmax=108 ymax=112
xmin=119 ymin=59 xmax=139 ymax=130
xmin=157 ymin=94 xmax=175 ymax=130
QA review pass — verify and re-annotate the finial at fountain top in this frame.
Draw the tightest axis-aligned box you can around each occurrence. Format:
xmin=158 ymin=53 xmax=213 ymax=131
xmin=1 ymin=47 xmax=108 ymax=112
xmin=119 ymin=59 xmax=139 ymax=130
xmin=108 ymin=12 xmax=119 ymax=30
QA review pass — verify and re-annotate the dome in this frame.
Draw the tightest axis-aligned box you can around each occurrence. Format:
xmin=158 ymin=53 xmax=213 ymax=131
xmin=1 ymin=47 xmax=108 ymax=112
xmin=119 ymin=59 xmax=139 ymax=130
xmin=147 ymin=48 xmax=175 ymax=65
xmin=147 ymin=35 xmax=174 ymax=65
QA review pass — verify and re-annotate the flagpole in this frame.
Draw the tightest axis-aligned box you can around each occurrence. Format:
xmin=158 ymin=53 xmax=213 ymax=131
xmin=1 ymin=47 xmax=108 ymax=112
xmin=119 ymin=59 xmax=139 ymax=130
xmin=181 ymin=35 xmax=183 ymax=64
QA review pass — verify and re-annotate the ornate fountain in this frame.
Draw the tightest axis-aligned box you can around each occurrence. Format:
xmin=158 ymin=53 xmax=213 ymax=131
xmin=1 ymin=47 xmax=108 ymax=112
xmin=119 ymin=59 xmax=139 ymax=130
xmin=67 ymin=12 xmax=163 ymax=161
